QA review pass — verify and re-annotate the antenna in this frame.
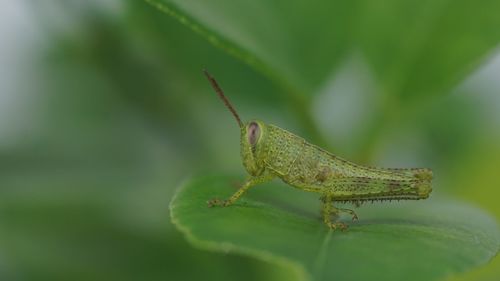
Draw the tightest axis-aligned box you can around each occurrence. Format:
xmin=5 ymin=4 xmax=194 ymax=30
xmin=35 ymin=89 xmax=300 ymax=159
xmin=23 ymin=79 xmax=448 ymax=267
xmin=203 ymin=70 xmax=243 ymax=128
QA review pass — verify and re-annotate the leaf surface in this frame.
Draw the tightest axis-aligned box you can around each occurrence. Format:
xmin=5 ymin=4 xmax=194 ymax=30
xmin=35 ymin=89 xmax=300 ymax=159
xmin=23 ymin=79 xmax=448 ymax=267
xmin=171 ymin=175 xmax=500 ymax=281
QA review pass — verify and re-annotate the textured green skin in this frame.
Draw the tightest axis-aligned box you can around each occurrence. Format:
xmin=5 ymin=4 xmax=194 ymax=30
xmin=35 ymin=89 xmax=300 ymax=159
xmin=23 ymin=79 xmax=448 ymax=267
xmin=209 ymin=120 xmax=433 ymax=230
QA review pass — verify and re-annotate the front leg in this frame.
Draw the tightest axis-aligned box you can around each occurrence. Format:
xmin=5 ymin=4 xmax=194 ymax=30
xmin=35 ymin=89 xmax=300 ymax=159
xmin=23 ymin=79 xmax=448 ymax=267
xmin=208 ymin=172 xmax=275 ymax=207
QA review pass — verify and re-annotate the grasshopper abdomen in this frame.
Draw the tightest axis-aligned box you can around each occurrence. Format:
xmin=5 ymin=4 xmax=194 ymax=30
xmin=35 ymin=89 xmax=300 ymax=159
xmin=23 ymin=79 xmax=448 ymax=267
xmin=261 ymin=125 xmax=432 ymax=201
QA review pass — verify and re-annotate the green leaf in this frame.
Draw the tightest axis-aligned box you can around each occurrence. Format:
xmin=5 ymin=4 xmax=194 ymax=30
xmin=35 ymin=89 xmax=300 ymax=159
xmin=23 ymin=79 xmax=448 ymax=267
xmin=171 ymin=175 xmax=500 ymax=281
xmin=146 ymin=0 xmax=500 ymax=99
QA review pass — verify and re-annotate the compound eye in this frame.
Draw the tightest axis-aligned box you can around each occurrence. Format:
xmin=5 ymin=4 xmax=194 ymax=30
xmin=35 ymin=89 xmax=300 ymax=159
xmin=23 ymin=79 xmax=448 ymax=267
xmin=248 ymin=122 xmax=260 ymax=146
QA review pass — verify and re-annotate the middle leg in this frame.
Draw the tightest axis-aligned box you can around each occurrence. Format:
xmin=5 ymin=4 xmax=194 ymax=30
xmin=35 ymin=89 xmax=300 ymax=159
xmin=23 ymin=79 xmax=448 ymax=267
xmin=320 ymin=194 xmax=348 ymax=231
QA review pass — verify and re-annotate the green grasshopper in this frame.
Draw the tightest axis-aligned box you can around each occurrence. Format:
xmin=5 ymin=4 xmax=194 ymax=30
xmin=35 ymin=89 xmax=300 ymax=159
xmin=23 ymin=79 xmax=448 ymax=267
xmin=203 ymin=70 xmax=432 ymax=230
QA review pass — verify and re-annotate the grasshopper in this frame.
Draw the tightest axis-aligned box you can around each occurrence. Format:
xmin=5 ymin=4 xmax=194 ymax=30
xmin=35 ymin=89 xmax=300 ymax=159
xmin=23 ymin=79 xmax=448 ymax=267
xmin=203 ymin=70 xmax=432 ymax=230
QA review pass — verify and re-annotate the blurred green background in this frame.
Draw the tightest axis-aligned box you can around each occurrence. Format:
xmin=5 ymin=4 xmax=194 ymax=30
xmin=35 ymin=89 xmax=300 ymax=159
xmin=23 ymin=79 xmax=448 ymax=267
xmin=0 ymin=0 xmax=499 ymax=280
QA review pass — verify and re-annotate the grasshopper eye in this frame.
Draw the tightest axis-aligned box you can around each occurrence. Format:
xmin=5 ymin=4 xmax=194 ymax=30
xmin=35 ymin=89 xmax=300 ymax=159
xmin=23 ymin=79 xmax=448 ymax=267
xmin=248 ymin=122 xmax=260 ymax=146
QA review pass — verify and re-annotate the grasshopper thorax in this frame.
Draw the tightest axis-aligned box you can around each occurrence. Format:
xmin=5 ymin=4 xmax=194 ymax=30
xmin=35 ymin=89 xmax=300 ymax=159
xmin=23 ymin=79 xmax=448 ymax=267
xmin=241 ymin=120 xmax=267 ymax=176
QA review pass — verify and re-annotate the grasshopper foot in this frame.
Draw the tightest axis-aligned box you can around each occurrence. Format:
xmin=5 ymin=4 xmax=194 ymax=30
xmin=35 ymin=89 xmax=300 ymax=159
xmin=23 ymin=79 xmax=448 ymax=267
xmin=207 ymin=198 xmax=225 ymax=207
xmin=326 ymin=221 xmax=348 ymax=231
xmin=207 ymin=198 xmax=231 ymax=207
xmin=352 ymin=213 xmax=359 ymax=221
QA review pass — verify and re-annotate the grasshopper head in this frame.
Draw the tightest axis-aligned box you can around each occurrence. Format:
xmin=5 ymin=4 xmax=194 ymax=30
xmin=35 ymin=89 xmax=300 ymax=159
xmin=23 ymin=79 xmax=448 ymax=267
xmin=202 ymin=70 xmax=267 ymax=176
xmin=241 ymin=120 xmax=267 ymax=176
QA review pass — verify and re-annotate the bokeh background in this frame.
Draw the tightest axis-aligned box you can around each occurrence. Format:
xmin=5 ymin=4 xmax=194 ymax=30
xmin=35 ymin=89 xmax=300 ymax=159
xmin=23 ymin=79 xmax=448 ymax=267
xmin=0 ymin=1 xmax=499 ymax=280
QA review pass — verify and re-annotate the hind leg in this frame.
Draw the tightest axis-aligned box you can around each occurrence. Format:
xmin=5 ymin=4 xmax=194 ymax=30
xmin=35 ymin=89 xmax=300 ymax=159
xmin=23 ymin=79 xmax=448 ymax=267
xmin=336 ymin=207 xmax=358 ymax=221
